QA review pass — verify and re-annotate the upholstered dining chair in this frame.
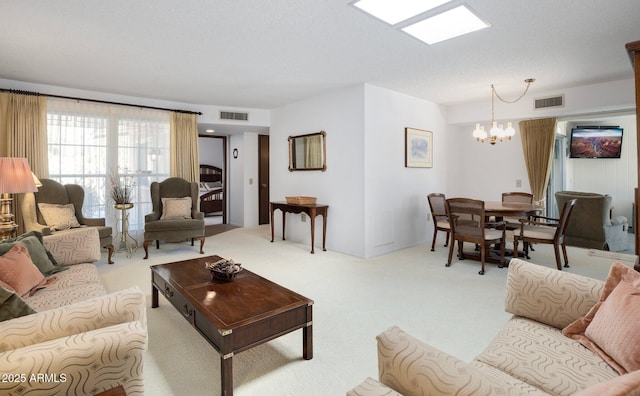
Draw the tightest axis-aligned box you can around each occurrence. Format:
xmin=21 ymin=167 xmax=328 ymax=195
xmin=513 ymin=198 xmax=577 ymax=270
xmin=427 ymin=193 xmax=450 ymax=252
xmin=20 ymin=179 xmax=114 ymax=264
xmin=143 ymin=177 xmax=205 ymax=259
xmin=446 ymin=198 xmax=506 ymax=275
xmin=501 ymin=192 xmax=535 ymax=229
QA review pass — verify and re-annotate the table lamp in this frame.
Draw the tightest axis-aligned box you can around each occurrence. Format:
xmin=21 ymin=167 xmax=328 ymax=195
xmin=0 ymin=157 xmax=38 ymax=240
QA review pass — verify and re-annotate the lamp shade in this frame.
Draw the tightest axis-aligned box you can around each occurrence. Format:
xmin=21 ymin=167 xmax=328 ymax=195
xmin=0 ymin=158 xmax=38 ymax=193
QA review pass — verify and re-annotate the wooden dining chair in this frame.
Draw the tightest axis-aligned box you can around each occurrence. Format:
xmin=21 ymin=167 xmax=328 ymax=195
xmin=446 ymin=198 xmax=506 ymax=275
xmin=427 ymin=193 xmax=450 ymax=251
xmin=501 ymin=192 xmax=535 ymax=229
xmin=513 ymin=199 xmax=577 ymax=270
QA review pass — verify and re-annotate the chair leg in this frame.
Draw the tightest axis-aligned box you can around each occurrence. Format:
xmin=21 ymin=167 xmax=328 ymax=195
xmin=497 ymin=239 xmax=506 ymax=269
xmin=143 ymin=240 xmax=152 ymax=260
xmin=106 ymin=244 xmax=114 ymax=265
xmin=197 ymin=236 xmax=205 ymax=254
xmin=431 ymin=230 xmax=437 ymax=251
xmin=191 ymin=238 xmax=195 ymax=246
xmin=524 ymin=242 xmax=531 ymax=259
xmin=479 ymin=243 xmax=485 ymax=275
xmin=444 ymin=231 xmax=449 ymax=247
xmin=156 ymin=240 xmax=160 ymax=249
xmin=561 ymin=243 xmax=570 ymax=268
xmin=513 ymin=239 xmax=519 ymax=260
xmin=553 ymin=245 xmax=563 ymax=270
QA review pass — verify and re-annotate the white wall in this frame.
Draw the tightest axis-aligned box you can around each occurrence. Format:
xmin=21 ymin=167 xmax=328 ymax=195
xmin=197 ymin=137 xmax=224 ymax=168
xmin=271 ymin=85 xmax=366 ymax=257
xmin=228 ymin=134 xmax=245 ymax=226
xmin=562 ymin=114 xmax=637 ymax=223
xmin=243 ymin=132 xmax=260 ymax=227
xmin=363 ymin=85 xmax=450 ymax=257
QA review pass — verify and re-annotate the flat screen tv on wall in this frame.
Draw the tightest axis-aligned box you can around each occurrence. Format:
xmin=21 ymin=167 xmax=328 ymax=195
xmin=569 ymin=126 xmax=623 ymax=158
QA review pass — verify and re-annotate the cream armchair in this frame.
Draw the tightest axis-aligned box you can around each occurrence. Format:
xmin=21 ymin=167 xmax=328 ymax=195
xmin=0 ymin=287 xmax=147 ymax=395
xmin=555 ymin=191 xmax=629 ymax=251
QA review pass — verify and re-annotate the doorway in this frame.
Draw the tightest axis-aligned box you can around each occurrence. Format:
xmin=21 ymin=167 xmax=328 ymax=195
xmin=546 ymin=134 xmax=566 ymax=218
xmin=258 ymin=134 xmax=270 ymax=225
xmin=198 ymin=134 xmax=227 ymax=224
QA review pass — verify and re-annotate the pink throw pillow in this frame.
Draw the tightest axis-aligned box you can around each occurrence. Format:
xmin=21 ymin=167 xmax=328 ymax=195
xmin=563 ymin=262 xmax=640 ymax=374
xmin=0 ymin=244 xmax=48 ymax=297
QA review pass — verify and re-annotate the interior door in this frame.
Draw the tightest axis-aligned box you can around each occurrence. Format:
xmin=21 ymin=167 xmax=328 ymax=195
xmin=258 ymin=134 xmax=270 ymax=225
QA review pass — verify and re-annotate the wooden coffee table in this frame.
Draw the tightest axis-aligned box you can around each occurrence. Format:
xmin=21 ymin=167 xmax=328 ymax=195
xmin=151 ymin=255 xmax=314 ymax=396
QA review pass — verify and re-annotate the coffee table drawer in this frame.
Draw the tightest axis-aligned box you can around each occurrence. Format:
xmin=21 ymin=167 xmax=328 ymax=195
xmin=154 ymin=275 xmax=196 ymax=324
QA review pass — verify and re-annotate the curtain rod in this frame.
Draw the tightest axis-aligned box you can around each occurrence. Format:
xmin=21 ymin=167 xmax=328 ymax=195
xmin=0 ymin=88 xmax=202 ymax=115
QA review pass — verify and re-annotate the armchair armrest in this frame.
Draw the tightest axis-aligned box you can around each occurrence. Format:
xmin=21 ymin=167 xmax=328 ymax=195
xmin=376 ymin=326 xmax=518 ymax=395
xmin=82 ymin=217 xmax=106 ymax=227
xmin=0 ymin=287 xmax=146 ymax=352
xmin=505 ymin=259 xmax=604 ymax=329
xmin=0 ymin=321 xmax=146 ymax=396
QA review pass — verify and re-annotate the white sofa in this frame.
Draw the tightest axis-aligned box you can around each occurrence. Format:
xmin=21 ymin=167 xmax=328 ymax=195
xmin=349 ymin=259 xmax=640 ymax=396
xmin=0 ymin=228 xmax=147 ymax=395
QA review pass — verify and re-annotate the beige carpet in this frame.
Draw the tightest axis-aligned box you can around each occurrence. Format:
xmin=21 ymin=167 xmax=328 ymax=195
xmin=94 ymin=226 xmax=637 ymax=396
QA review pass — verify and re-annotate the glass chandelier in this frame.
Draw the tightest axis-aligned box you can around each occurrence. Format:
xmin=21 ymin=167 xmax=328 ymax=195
xmin=473 ymin=78 xmax=535 ymax=145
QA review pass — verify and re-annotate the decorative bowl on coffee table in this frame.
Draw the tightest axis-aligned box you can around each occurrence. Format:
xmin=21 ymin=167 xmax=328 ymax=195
xmin=205 ymin=259 xmax=242 ymax=281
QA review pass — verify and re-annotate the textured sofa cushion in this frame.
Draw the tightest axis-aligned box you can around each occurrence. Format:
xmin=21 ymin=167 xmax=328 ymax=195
xmin=0 ymin=232 xmax=66 ymax=276
xmin=0 ymin=244 xmax=51 ymax=297
xmin=505 ymin=258 xmax=604 ymax=329
xmin=476 ymin=317 xmax=618 ymax=395
xmin=563 ymin=262 xmax=640 ymax=374
xmin=161 ymin=197 xmax=192 ymax=219
xmin=43 ymin=227 xmax=101 ymax=265
xmin=38 ymin=202 xmax=82 ymax=230
xmin=0 ymin=285 xmax=35 ymax=322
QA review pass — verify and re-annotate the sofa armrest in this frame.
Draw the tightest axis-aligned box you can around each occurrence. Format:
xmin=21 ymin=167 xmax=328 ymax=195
xmin=376 ymin=326 xmax=519 ymax=396
xmin=347 ymin=377 xmax=402 ymax=396
xmin=505 ymin=259 xmax=604 ymax=329
xmin=43 ymin=227 xmax=101 ymax=265
xmin=0 ymin=287 xmax=146 ymax=353
xmin=0 ymin=321 xmax=146 ymax=396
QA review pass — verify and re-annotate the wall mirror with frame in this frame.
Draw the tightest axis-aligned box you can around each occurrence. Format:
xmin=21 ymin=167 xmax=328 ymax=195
xmin=288 ymin=131 xmax=327 ymax=171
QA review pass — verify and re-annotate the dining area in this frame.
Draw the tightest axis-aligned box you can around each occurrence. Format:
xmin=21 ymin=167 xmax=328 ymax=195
xmin=428 ymin=192 xmax=577 ymax=275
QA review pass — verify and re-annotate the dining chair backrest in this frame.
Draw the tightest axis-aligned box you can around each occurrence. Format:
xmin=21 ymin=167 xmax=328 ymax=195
xmin=428 ymin=193 xmax=448 ymax=222
xmin=446 ymin=198 xmax=485 ymax=239
xmin=556 ymin=199 xmax=578 ymax=240
xmin=502 ymin=192 xmax=534 ymax=204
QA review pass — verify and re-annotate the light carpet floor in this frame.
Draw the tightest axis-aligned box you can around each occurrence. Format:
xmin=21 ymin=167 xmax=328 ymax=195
xmin=94 ymin=226 xmax=638 ymax=396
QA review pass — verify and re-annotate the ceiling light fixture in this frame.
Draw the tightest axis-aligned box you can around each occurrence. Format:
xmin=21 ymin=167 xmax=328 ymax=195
xmin=352 ymin=0 xmax=451 ymax=25
xmin=473 ymin=78 xmax=535 ymax=145
xmin=402 ymin=5 xmax=489 ymax=45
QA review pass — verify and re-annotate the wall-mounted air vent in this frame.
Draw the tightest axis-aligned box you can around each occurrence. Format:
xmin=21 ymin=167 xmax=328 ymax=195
xmin=220 ymin=111 xmax=249 ymax=121
xmin=534 ymin=95 xmax=564 ymax=109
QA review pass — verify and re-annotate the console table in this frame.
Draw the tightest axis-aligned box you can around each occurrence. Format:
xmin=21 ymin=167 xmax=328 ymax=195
xmin=270 ymin=201 xmax=328 ymax=253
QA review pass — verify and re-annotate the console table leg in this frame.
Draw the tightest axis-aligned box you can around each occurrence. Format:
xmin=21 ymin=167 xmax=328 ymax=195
xmin=309 ymin=213 xmax=316 ymax=254
xmin=221 ymin=354 xmax=233 ymax=396
xmin=322 ymin=214 xmax=327 ymax=251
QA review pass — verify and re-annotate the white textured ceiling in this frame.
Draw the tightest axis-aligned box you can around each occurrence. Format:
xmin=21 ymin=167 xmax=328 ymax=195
xmin=1 ymin=0 xmax=639 ymax=110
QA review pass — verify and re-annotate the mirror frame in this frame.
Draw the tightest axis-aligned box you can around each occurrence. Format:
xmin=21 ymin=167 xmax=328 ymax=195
xmin=288 ymin=131 xmax=327 ymax=172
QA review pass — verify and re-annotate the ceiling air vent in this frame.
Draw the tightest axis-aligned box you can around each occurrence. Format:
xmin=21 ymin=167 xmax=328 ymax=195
xmin=220 ymin=111 xmax=249 ymax=121
xmin=534 ymin=95 xmax=564 ymax=109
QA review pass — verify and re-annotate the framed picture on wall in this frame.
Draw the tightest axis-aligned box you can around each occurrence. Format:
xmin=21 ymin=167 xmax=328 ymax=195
xmin=405 ymin=127 xmax=433 ymax=168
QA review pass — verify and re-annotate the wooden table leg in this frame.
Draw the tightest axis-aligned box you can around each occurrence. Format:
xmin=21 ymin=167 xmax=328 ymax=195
xmin=270 ymin=205 xmax=275 ymax=243
xmin=322 ymin=213 xmax=327 ymax=251
xmin=303 ymin=305 xmax=313 ymax=359
xmin=221 ymin=353 xmax=233 ymax=396
xmin=309 ymin=209 xmax=316 ymax=254
xmin=282 ymin=211 xmax=286 ymax=241
xmin=151 ymin=284 xmax=159 ymax=308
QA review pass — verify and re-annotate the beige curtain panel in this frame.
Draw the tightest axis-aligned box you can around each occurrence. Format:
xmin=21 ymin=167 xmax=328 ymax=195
xmin=169 ymin=112 xmax=199 ymax=183
xmin=0 ymin=92 xmax=48 ymax=234
xmin=519 ymin=117 xmax=557 ymax=209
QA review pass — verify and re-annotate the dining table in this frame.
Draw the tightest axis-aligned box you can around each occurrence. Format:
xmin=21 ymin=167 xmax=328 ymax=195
xmin=455 ymin=201 xmax=539 ymax=265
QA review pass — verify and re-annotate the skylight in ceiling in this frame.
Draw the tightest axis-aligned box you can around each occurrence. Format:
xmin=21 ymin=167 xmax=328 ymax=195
xmin=351 ymin=1 xmax=490 ymax=45
xmin=352 ymin=0 xmax=451 ymax=25
xmin=402 ymin=5 xmax=489 ymax=45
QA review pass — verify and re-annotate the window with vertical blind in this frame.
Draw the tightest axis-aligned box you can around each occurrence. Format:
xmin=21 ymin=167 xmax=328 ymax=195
xmin=46 ymin=99 xmax=170 ymax=237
